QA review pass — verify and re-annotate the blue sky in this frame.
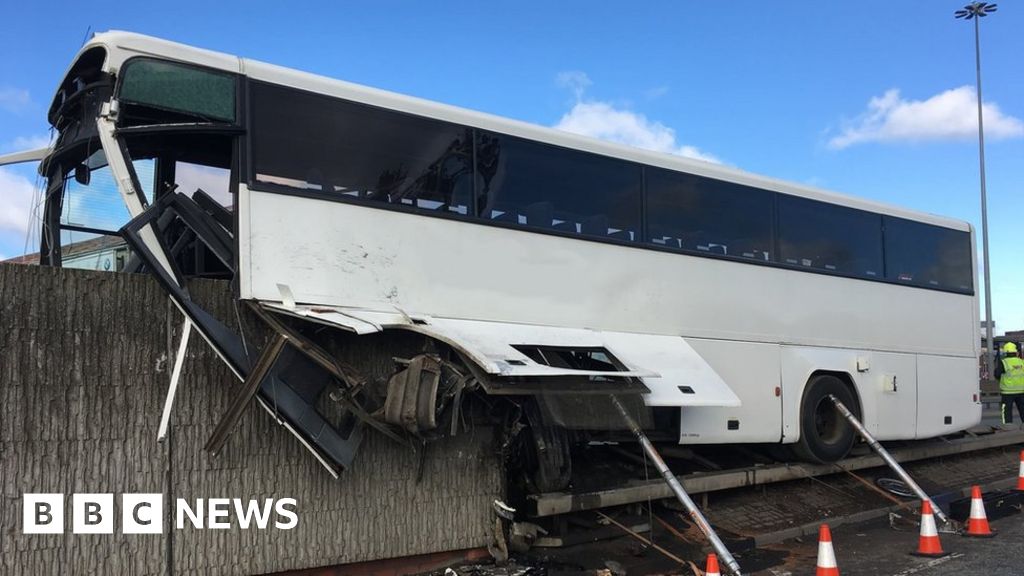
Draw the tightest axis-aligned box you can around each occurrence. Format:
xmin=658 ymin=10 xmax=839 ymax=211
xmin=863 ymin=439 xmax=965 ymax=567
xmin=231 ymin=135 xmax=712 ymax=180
xmin=1 ymin=1 xmax=1022 ymax=332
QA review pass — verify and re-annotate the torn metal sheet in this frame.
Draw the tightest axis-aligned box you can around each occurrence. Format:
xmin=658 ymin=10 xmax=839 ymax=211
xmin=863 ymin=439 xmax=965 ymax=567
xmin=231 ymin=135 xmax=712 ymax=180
xmin=404 ymin=319 xmax=737 ymax=406
xmin=254 ymin=305 xmax=739 ymax=408
xmin=600 ymin=332 xmax=740 ymax=408
xmin=406 ymin=318 xmax=658 ymax=378
xmin=259 ymin=301 xmax=390 ymax=335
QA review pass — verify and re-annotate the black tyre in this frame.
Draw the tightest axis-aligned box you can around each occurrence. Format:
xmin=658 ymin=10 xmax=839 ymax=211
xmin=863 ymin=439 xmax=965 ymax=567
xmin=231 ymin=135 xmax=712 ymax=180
xmin=793 ymin=374 xmax=859 ymax=463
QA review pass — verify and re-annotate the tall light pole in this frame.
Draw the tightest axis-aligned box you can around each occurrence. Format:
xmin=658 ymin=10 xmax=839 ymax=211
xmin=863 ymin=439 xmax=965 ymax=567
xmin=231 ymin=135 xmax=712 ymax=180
xmin=955 ymin=1 xmax=998 ymax=380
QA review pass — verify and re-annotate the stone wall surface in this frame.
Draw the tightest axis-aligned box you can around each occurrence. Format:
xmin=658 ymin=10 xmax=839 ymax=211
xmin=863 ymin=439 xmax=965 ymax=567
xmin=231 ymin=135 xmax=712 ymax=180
xmin=0 ymin=264 xmax=500 ymax=576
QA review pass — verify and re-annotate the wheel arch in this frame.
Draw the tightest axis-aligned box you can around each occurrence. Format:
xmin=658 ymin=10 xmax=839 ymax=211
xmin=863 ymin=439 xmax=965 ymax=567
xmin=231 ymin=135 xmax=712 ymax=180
xmin=806 ymin=369 xmax=863 ymax=419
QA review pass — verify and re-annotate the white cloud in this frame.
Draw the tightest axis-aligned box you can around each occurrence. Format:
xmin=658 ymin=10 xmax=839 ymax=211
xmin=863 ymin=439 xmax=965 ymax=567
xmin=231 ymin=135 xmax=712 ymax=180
xmin=0 ymin=167 xmax=41 ymax=237
xmin=552 ymin=71 xmax=718 ymax=163
xmin=828 ymin=86 xmax=1024 ymax=149
xmin=0 ymin=87 xmax=32 ymax=114
xmin=555 ymin=71 xmax=592 ymax=101
xmin=555 ymin=101 xmax=720 ymax=163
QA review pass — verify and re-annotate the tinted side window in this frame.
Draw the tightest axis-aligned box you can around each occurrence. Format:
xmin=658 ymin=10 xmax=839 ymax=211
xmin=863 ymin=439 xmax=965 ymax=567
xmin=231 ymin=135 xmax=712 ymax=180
xmin=884 ymin=217 xmax=973 ymax=293
xmin=119 ymin=58 xmax=237 ymax=122
xmin=645 ymin=169 xmax=773 ymax=260
xmin=250 ymin=82 xmax=473 ymax=216
xmin=778 ymin=195 xmax=883 ymax=278
xmin=476 ymin=131 xmax=642 ymax=241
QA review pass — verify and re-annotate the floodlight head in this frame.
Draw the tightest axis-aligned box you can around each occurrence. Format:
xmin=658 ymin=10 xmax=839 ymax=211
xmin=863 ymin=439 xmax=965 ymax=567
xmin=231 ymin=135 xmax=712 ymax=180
xmin=955 ymin=2 xmax=997 ymax=19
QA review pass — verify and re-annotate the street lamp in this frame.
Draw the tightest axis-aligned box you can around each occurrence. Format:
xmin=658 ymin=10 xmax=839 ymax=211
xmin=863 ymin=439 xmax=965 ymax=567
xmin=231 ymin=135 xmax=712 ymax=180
xmin=954 ymin=2 xmax=997 ymax=380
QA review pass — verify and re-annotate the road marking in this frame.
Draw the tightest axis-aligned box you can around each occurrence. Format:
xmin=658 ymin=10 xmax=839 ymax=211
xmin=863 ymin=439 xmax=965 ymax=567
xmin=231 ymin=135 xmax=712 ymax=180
xmin=889 ymin=552 xmax=965 ymax=575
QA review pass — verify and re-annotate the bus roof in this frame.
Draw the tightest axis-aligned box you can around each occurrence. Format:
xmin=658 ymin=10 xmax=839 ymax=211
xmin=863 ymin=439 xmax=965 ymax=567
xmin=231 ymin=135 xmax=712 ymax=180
xmin=54 ymin=30 xmax=970 ymax=233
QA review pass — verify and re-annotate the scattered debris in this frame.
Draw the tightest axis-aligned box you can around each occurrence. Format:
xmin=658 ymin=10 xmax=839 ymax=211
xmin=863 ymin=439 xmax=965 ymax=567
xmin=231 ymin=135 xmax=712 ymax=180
xmin=595 ymin=511 xmax=687 ymax=567
xmin=494 ymin=500 xmax=517 ymax=521
xmin=509 ymin=522 xmax=548 ymax=553
xmin=602 ymin=559 xmax=626 ymax=576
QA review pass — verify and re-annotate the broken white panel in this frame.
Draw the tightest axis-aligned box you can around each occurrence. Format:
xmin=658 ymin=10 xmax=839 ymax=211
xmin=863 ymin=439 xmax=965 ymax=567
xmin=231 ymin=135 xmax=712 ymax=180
xmin=405 ymin=317 xmax=658 ymax=378
xmin=261 ymin=305 xmax=737 ymax=407
xmin=259 ymin=301 xmax=406 ymax=335
xmin=600 ymin=332 xmax=740 ymax=408
xmin=254 ymin=305 xmax=739 ymax=408
xmin=413 ymin=319 xmax=738 ymax=407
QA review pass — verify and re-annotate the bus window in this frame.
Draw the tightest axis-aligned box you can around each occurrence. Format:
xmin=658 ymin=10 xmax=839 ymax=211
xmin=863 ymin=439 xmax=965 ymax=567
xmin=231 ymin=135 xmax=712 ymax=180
xmin=59 ymin=150 xmax=153 ymax=272
xmin=175 ymin=161 xmax=232 ymax=209
xmin=884 ymin=217 xmax=973 ymax=293
xmin=250 ymin=82 xmax=473 ymax=216
xmin=476 ymin=132 xmax=641 ymax=242
xmin=119 ymin=58 xmax=237 ymax=123
xmin=778 ymin=195 xmax=883 ymax=278
xmin=645 ymin=168 xmax=772 ymax=260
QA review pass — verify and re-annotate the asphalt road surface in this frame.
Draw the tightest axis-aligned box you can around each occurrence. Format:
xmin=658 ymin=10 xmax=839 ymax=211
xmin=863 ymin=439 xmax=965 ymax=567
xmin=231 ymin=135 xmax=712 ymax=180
xmin=763 ymin=503 xmax=1024 ymax=575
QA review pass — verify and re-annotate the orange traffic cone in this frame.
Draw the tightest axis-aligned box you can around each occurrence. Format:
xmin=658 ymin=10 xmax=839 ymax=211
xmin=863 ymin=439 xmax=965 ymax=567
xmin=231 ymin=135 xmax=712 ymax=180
xmin=964 ymin=485 xmax=996 ymax=537
xmin=704 ymin=553 xmax=720 ymax=576
xmin=816 ymin=524 xmax=840 ymax=576
xmin=912 ymin=500 xmax=946 ymax=557
xmin=1017 ymin=450 xmax=1024 ymax=491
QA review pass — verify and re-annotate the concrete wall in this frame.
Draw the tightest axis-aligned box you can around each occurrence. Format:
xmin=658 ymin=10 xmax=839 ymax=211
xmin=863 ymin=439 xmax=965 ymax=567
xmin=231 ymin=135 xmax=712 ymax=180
xmin=0 ymin=264 xmax=501 ymax=576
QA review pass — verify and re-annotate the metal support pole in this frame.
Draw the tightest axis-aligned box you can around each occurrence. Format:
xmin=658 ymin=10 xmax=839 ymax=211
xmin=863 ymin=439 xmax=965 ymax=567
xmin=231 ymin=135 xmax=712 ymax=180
xmin=610 ymin=396 xmax=743 ymax=576
xmin=828 ymin=395 xmax=951 ymax=526
xmin=973 ymin=14 xmax=995 ymax=382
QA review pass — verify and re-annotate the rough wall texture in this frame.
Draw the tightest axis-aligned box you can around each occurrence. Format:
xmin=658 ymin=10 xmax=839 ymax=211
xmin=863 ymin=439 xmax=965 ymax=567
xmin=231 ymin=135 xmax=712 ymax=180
xmin=0 ymin=264 xmax=501 ymax=576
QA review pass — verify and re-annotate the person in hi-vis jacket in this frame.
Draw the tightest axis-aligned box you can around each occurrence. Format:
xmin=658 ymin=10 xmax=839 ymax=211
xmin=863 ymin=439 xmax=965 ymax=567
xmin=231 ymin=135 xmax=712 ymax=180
xmin=996 ymin=342 xmax=1024 ymax=425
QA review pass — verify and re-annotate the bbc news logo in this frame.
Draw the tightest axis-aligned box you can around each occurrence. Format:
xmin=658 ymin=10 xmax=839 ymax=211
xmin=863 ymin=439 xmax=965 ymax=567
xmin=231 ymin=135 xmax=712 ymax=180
xmin=23 ymin=494 xmax=298 ymax=534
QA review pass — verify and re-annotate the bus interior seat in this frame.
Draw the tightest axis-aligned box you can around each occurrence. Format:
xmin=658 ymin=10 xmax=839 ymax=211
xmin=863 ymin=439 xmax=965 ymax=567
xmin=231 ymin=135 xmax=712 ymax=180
xmin=731 ymin=237 xmax=765 ymax=259
xmin=304 ymin=168 xmax=329 ymax=192
xmin=489 ymin=209 xmax=517 ymax=223
xmin=551 ymin=218 xmax=577 ymax=233
xmin=606 ymin=228 xmax=634 ymax=242
xmin=581 ymin=214 xmax=609 ymax=236
xmin=522 ymin=201 xmax=554 ymax=228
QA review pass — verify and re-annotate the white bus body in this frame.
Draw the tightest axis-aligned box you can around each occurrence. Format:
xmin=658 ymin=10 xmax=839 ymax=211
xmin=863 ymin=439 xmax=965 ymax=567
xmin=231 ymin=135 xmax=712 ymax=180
xmin=34 ymin=32 xmax=981 ymax=470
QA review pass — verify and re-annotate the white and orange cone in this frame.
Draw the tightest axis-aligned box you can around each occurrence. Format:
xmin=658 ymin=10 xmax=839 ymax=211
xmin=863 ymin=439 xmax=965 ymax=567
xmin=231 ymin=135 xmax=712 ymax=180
xmin=1017 ymin=450 xmax=1024 ymax=491
xmin=964 ymin=485 xmax=996 ymax=537
xmin=704 ymin=553 xmax=720 ymax=576
xmin=912 ymin=500 xmax=946 ymax=557
xmin=816 ymin=524 xmax=840 ymax=576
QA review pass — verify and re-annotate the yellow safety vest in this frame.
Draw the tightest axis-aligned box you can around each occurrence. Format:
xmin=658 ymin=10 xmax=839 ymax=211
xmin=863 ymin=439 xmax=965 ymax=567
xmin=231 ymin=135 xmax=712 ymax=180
xmin=1000 ymin=357 xmax=1024 ymax=394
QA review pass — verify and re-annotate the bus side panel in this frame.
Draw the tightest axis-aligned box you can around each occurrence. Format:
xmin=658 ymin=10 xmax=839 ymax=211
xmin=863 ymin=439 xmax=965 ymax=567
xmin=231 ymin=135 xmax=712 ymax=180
xmin=677 ymin=340 xmax=781 ymax=444
xmin=780 ymin=346 xmax=881 ymax=440
xmin=915 ymin=355 xmax=981 ymax=438
xmin=859 ymin=352 xmax=917 ymax=441
xmin=240 ymin=190 xmax=976 ymax=359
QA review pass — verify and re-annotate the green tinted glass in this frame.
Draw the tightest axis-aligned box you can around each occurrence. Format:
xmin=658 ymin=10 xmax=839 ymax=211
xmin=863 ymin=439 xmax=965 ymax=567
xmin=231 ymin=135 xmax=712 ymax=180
xmin=119 ymin=59 xmax=236 ymax=122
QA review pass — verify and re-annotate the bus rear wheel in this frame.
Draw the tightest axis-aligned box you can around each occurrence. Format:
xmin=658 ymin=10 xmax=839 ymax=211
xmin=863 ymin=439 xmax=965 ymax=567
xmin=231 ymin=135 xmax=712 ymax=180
xmin=793 ymin=375 xmax=859 ymax=463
